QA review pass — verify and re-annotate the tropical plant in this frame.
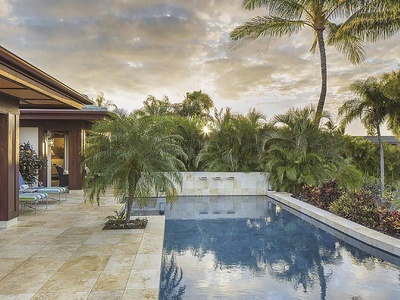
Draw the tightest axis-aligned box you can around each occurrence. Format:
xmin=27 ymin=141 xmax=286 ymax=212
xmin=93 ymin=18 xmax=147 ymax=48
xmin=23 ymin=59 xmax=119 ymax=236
xmin=197 ymin=108 xmax=267 ymax=171
xmin=230 ymin=0 xmax=400 ymax=124
xmin=105 ymin=209 xmax=148 ymax=229
xmin=377 ymin=207 xmax=400 ymax=236
xmin=177 ymin=91 xmax=214 ymax=120
xmin=339 ymin=75 xmax=400 ymax=195
xmin=19 ymin=142 xmax=47 ymax=184
xmin=83 ymin=115 xmax=187 ymax=225
xmin=341 ymin=136 xmax=379 ymax=179
xmin=261 ymin=107 xmax=338 ymax=195
xmin=381 ymin=69 xmax=400 ymax=134
xmin=134 ymin=95 xmax=175 ymax=117
xmin=300 ymin=180 xmax=343 ymax=210
xmin=174 ymin=117 xmax=206 ymax=171
xmin=329 ymin=189 xmax=380 ymax=228
xmin=106 ymin=209 xmax=130 ymax=224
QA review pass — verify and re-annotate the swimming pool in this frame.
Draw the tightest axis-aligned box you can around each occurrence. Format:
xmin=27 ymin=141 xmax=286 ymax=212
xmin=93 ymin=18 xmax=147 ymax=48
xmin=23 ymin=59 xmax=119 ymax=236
xmin=159 ymin=196 xmax=400 ymax=299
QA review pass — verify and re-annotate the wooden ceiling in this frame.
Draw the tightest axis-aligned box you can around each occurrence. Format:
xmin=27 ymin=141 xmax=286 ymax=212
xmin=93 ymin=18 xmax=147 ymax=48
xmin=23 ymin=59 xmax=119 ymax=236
xmin=0 ymin=47 xmax=92 ymax=109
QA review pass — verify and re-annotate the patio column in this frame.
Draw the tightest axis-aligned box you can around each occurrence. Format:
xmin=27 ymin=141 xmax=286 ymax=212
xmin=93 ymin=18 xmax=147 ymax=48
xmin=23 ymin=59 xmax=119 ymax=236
xmin=68 ymin=128 xmax=84 ymax=190
xmin=0 ymin=108 xmax=20 ymax=226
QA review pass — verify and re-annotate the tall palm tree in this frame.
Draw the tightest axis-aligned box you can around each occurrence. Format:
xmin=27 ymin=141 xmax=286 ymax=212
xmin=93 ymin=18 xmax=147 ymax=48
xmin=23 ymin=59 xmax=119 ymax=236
xmin=230 ymin=0 xmax=400 ymax=124
xmin=83 ymin=115 xmax=186 ymax=225
xmin=339 ymin=75 xmax=400 ymax=195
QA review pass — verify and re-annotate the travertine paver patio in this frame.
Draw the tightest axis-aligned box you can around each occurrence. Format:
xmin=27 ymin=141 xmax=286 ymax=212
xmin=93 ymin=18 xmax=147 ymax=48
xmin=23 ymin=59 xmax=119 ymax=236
xmin=0 ymin=190 xmax=164 ymax=300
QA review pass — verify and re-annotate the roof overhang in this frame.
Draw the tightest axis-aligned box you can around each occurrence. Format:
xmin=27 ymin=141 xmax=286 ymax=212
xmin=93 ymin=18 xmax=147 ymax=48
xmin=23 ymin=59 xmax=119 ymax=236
xmin=20 ymin=109 xmax=111 ymax=123
xmin=0 ymin=46 xmax=93 ymax=109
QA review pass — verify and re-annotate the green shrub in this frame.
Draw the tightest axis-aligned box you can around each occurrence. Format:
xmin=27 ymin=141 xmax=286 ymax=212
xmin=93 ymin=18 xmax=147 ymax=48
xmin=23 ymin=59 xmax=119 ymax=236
xmin=329 ymin=190 xmax=379 ymax=228
xmin=19 ymin=142 xmax=47 ymax=184
xmin=377 ymin=207 xmax=400 ymax=237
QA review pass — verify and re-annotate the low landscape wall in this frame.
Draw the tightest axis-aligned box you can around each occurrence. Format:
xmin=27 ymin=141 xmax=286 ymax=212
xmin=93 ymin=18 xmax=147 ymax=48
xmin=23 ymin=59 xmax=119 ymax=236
xmin=179 ymin=172 xmax=270 ymax=196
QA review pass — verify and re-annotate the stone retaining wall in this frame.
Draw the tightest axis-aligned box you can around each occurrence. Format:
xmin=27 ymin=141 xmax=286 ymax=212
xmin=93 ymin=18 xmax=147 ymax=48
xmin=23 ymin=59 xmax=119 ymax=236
xmin=180 ymin=172 xmax=270 ymax=196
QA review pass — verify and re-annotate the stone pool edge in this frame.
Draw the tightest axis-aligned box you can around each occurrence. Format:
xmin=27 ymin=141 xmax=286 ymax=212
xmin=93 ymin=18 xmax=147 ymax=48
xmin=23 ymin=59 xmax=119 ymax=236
xmin=267 ymin=191 xmax=400 ymax=257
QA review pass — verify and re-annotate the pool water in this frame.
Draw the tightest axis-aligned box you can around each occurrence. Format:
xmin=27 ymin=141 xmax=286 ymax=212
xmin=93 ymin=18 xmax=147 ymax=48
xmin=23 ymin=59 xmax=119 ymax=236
xmin=159 ymin=197 xmax=400 ymax=300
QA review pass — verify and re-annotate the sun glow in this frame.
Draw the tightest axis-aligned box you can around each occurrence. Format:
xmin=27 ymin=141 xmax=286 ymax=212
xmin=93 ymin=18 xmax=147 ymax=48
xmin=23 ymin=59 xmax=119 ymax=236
xmin=202 ymin=125 xmax=211 ymax=136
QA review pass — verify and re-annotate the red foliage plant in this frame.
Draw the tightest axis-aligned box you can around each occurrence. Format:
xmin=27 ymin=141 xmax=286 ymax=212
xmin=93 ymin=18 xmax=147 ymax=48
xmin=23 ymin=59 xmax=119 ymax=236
xmin=300 ymin=180 xmax=342 ymax=210
xmin=377 ymin=207 xmax=400 ymax=237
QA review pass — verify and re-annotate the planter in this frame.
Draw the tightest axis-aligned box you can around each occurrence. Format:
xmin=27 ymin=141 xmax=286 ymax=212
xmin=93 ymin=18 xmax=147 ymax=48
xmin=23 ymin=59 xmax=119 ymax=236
xmin=102 ymin=218 xmax=148 ymax=230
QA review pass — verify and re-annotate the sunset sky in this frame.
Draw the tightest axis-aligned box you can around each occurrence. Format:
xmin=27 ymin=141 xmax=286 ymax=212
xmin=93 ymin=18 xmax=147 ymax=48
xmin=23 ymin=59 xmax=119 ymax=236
xmin=1 ymin=0 xmax=399 ymax=134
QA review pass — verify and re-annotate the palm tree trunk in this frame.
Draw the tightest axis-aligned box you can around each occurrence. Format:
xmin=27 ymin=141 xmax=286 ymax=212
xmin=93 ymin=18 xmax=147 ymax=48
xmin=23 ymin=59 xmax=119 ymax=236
xmin=315 ymin=30 xmax=328 ymax=126
xmin=125 ymin=179 xmax=136 ymax=225
xmin=377 ymin=125 xmax=385 ymax=197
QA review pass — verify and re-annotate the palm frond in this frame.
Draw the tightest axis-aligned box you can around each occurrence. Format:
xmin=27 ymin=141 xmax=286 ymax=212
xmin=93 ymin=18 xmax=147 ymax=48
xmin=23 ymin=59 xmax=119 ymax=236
xmin=327 ymin=21 xmax=365 ymax=65
xmin=230 ymin=16 xmax=307 ymax=49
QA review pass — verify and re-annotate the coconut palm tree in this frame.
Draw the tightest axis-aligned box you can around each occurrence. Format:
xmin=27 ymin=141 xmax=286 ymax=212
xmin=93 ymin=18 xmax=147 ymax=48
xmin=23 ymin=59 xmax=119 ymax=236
xmin=339 ymin=75 xmax=400 ymax=195
xmin=83 ymin=115 xmax=186 ymax=225
xmin=230 ymin=0 xmax=400 ymax=124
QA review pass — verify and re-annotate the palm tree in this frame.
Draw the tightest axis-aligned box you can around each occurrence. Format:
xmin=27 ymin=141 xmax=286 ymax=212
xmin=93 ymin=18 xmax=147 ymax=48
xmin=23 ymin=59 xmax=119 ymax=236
xmin=262 ymin=107 xmax=337 ymax=194
xmin=196 ymin=108 xmax=238 ymax=171
xmin=197 ymin=108 xmax=267 ymax=171
xmin=134 ymin=95 xmax=174 ymax=117
xmin=178 ymin=91 xmax=214 ymax=121
xmin=83 ymin=115 xmax=186 ymax=225
xmin=339 ymin=75 xmax=400 ymax=195
xmin=174 ymin=117 xmax=206 ymax=171
xmin=230 ymin=0 xmax=400 ymax=124
xmin=262 ymin=106 xmax=362 ymax=194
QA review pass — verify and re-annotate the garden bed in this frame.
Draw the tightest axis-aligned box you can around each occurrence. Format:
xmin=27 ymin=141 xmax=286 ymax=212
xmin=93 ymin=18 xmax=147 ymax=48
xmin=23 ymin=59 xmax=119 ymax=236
xmin=102 ymin=218 xmax=148 ymax=230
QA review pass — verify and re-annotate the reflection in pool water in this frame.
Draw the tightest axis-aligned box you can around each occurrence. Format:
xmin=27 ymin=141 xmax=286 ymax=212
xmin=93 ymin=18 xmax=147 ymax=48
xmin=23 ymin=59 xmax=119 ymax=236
xmin=160 ymin=197 xmax=400 ymax=300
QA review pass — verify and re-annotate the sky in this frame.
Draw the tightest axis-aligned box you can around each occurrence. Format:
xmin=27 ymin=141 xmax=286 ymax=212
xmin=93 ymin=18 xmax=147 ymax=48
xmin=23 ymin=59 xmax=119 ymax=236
xmin=1 ymin=0 xmax=399 ymax=134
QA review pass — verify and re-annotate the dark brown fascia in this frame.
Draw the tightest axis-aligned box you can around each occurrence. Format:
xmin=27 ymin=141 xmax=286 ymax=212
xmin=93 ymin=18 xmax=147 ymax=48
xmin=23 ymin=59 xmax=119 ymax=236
xmin=20 ymin=109 xmax=112 ymax=122
xmin=0 ymin=46 xmax=93 ymax=106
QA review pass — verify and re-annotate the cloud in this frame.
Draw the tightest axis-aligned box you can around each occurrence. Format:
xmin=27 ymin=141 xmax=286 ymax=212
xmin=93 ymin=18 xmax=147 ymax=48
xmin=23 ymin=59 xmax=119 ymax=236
xmin=0 ymin=0 xmax=399 ymax=127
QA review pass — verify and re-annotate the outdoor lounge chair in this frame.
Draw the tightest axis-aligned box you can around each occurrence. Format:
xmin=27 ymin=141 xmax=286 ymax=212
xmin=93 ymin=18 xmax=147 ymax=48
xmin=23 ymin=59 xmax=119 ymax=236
xmin=36 ymin=186 xmax=68 ymax=202
xmin=19 ymin=191 xmax=49 ymax=213
xmin=19 ymin=172 xmax=67 ymax=203
xmin=19 ymin=194 xmax=39 ymax=213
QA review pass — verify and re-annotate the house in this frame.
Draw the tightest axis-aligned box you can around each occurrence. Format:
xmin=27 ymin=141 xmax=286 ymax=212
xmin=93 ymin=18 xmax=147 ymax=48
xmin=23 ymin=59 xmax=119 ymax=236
xmin=19 ymin=106 xmax=110 ymax=190
xmin=0 ymin=46 xmax=108 ymax=227
xmin=362 ymin=136 xmax=400 ymax=146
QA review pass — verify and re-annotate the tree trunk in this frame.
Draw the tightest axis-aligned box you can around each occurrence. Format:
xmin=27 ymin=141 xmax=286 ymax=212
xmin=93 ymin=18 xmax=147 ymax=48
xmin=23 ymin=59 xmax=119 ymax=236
xmin=125 ymin=199 xmax=133 ymax=225
xmin=314 ymin=30 xmax=328 ymax=126
xmin=377 ymin=125 xmax=385 ymax=197
xmin=125 ymin=179 xmax=136 ymax=225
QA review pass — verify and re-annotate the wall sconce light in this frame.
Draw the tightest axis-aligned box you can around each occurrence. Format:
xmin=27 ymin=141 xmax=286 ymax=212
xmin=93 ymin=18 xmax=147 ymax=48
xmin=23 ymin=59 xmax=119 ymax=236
xmin=45 ymin=130 xmax=54 ymax=147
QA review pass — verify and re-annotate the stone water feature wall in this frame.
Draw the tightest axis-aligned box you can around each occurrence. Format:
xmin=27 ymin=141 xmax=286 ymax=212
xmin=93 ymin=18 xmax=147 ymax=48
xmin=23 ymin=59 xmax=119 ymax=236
xmin=179 ymin=172 xmax=270 ymax=196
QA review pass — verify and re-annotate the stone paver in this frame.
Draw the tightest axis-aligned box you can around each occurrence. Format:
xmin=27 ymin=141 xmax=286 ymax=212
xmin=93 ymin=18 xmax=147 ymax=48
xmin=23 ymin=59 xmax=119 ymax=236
xmin=0 ymin=191 xmax=165 ymax=299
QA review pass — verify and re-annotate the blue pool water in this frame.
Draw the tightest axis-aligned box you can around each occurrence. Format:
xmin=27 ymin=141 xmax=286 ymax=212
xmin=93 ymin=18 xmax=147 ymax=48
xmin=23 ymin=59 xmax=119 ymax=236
xmin=159 ymin=196 xmax=400 ymax=300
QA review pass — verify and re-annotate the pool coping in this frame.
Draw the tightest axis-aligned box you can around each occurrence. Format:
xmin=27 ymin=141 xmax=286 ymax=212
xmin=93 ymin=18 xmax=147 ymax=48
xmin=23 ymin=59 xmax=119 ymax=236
xmin=267 ymin=191 xmax=400 ymax=258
